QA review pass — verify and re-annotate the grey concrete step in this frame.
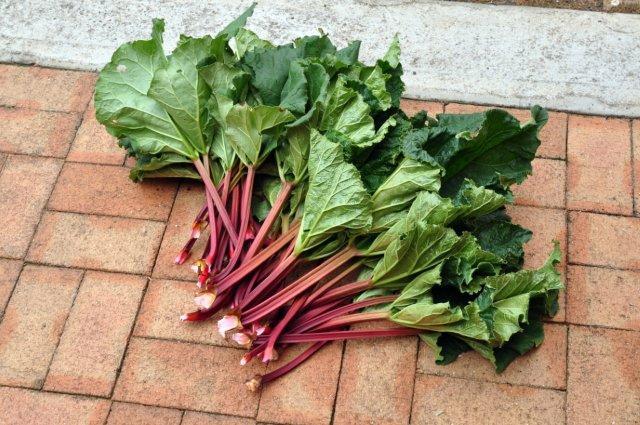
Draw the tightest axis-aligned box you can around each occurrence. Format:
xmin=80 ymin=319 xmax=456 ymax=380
xmin=1 ymin=0 xmax=638 ymax=116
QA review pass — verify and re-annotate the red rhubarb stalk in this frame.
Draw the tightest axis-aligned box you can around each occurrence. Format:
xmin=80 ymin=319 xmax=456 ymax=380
xmin=193 ymin=157 xmax=239 ymax=247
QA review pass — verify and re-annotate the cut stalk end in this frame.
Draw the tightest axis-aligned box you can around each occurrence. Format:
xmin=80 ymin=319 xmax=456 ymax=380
xmin=245 ymin=375 xmax=262 ymax=392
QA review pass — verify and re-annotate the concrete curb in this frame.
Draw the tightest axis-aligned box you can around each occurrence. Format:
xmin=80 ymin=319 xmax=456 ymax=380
xmin=1 ymin=0 xmax=639 ymax=117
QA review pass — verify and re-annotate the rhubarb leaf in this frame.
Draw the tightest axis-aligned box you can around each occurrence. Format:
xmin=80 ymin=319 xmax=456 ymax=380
xmin=95 ymin=20 xmax=198 ymax=159
xmin=148 ymin=35 xmax=226 ymax=155
xmin=224 ymin=104 xmax=295 ymax=165
xmin=217 ymin=3 xmax=256 ymax=40
xmin=294 ymin=131 xmax=372 ymax=254
xmin=370 ymin=158 xmax=441 ymax=230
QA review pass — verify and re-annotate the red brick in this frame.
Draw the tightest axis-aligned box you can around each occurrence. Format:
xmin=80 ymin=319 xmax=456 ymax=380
xmin=411 ymin=374 xmax=565 ymax=424
xmin=418 ymin=324 xmax=567 ymax=389
xmin=567 ymin=265 xmax=640 ymax=331
xmin=27 ymin=211 xmax=165 ymax=274
xmin=0 ymin=64 xmax=95 ymax=112
xmin=0 ymin=107 xmax=80 ymax=157
xmin=49 ymin=162 xmax=177 ymax=220
xmin=134 ymin=279 xmax=232 ymax=347
xmin=67 ymin=103 xmax=125 ymax=164
xmin=113 ymin=338 xmax=262 ymax=416
xmin=0 ymin=258 xmax=22 ymax=315
xmin=633 ymin=120 xmax=639 ymax=216
xmin=257 ymin=342 xmax=343 ymax=425
xmin=153 ymin=183 xmax=208 ymax=280
xmin=0 ymin=386 xmax=110 ymax=425
xmin=567 ymin=115 xmax=633 ymax=215
xmin=506 ymin=205 xmax=567 ymax=321
xmin=567 ymin=326 xmax=640 ymax=424
xmin=44 ymin=271 xmax=147 ymax=396
xmin=445 ymin=103 xmax=567 ymax=159
xmin=182 ymin=411 xmax=256 ymax=425
xmin=0 ymin=155 xmax=62 ymax=258
xmin=333 ymin=322 xmax=416 ymax=425
xmin=106 ymin=402 xmax=182 ymax=425
xmin=400 ymin=98 xmax=444 ymax=116
xmin=568 ymin=211 xmax=640 ymax=270
xmin=513 ymin=158 xmax=565 ymax=209
xmin=0 ymin=265 xmax=82 ymax=388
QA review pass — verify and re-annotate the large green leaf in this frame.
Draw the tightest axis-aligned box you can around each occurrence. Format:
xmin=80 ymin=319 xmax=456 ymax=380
xmin=294 ymin=131 xmax=372 ymax=254
xmin=148 ymin=35 xmax=225 ymax=155
xmin=370 ymin=158 xmax=441 ymax=230
xmin=371 ymin=223 xmax=460 ymax=288
xmin=404 ymin=107 xmax=548 ymax=195
xmin=94 ymin=20 xmax=197 ymax=159
xmin=224 ymin=104 xmax=295 ymax=165
xmin=277 ymin=125 xmax=310 ymax=184
xmin=217 ymin=3 xmax=256 ymax=40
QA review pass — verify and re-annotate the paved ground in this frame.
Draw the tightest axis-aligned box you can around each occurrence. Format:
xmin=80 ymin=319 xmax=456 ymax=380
xmin=0 ymin=64 xmax=638 ymax=425
xmin=447 ymin=0 xmax=640 ymax=13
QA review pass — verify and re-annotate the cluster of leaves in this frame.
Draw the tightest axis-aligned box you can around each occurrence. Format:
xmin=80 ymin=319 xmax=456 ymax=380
xmin=94 ymin=4 xmax=563 ymax=385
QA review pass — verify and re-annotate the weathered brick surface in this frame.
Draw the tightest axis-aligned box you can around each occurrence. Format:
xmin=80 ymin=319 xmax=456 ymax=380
xmin=113 ymin=338 xmax=263 ymax=416
xmin=334 ymin=330 xmax=417 ymax=425
xmin=67 ymin=103 xmax=125 ymax=165
xmin=0 ymin=107 xmax=80 ymax=157
xmin=49 ymin=163 xmax=177 ymax=220
xmin=506 ymin=205 xmax=567 ymax=321
xmin=134 ymin=279 xmax=232 ymax=347
xmin=568 ymin=211 xmax=640 ymax=270
xmin=567 ymin=265 xmax=640 ymax=331
xmin=567 ymin=115 xmax=633 ymax=215
xmin=633 ymin=119 xmax=639 ymax=215
xmin=567 ymin=326 xmax=640 ymax=424
xmin=0 ymin=386 xmax=110 ymax=425
xmin=400 ymin=99 xmax=445 ymax=116
xmin=445 ymin=103 xmax=568 ymax=159
xmin=513 ymin=158 xmax=565 ymax=209
xmin=0 ymin=64 xmax=95 ymax=112
xmin=153 ymin=183 xmax=208 ymax=280
xmin=257 ymin=342 xmax=343 ymax=425
xmin=418 ymin=324 xmax=567 ymax=389
xmin=45 ymin=271 xmax=147 ymax=396
xmin=0 ymin=265 xmax=82 ymax=388
xmin=106 ymin=402 xmax=183 ymax=425
xmin=0 ymin=258 xmax=22 ymax=315
xmin=0 ymin=155 xmax=62 ymax=258
xmin=411 ymin=375 xmax=565 ymax=424
xmin=27 ymin=211 xmax=165 ymax=274
xmin=182 ymin=411 xmax=256 ymax=425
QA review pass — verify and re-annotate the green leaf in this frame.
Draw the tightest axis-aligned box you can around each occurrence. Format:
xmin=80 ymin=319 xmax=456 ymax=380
xmin=234 ymin=28 xmax=273 ymax=59
xmin=199 ymin=62 xmax=249 ymax=101
xmin=320 ymin=77 xmax=374 ymax=146
xmin=94 ymin=20 xmax=197 ymax=159
xmin=128 ymin=153 xmax=197 ymax=182
xmin=371 ymin=223 xmax=460 ymax=288
xmin=277 ymin=125 xmax=310 ymax=183
xmin=335 ymin=40 xmax=361 ymax=66
xmin=383 ymin=34 xmax=401 ymax=68
xmin=370 ymin=158 xmax=441 ymax=230
xmin=217 ymin=3 xmax=256 ymax=40
xmin=148 ymin=35 xmax=223 ymax=155
xmin=392 ymin=265 xmax=443 ymax=309
xmin=294 ymin=131 xmax=372 ymax=254
xmin=224 ymin=104 xmax=294 ymax=165
xmin=280 ymin=61 xmax=308 ymax=115
xmin=427 ymin=108 xmax=547 ymax=195
xmin=244 ymin=44 xmax=304 ymax=105
xmin=208 ymin=94 xmax=237 ymax=170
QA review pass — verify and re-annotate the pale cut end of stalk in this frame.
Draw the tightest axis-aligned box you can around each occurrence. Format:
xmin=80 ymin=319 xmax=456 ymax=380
xmin=190 ymin=221 xmax=203 ymax=239
xmin=240 ymin=353 xmax=251 ymax=366
xmin=194 ymin=290 xmax=217 ymax=310
xmin=245 ymin=375 xmax=262 ymax=392
xmin=218 ymin=314 xmax=241 ymax=337
xmin=232 ymin=332 xmax=252 ymax=348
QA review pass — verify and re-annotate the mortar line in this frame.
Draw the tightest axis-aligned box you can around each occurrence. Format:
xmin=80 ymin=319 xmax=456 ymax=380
xmin=43 ymin=208 xmax=171 ymax=224
xmin=406 ymin=336 xmax=420 ymax=425
xmin=413 ymin=370 xmax=567 ymax=393
xmin=107 ymin=276 xmax=151 ymax=399
xmin=0 ymin=384 xmax=258 ymax=420
xmin=328 ymin=341 xmax=346 ymax=425
xmin=41 ymin=269 xmax=86 ymax=390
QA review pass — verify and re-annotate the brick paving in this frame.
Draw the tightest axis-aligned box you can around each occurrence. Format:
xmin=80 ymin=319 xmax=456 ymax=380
xmin=0 ymin=63 xmax=638 ymax=424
